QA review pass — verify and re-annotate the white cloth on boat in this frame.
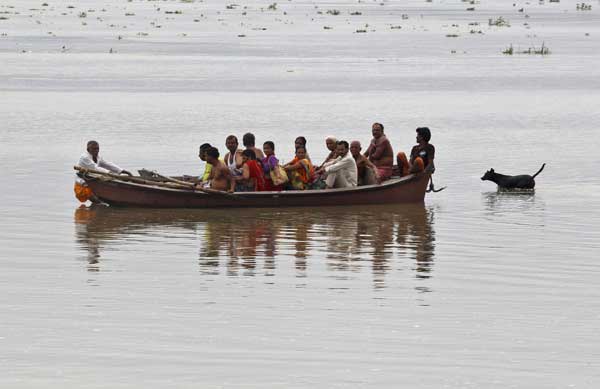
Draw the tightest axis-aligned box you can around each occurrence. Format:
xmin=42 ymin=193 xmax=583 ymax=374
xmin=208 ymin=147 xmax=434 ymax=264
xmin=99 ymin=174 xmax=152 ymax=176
xmin=75 ymin=151 xmax=123 ymax=184
xmin=324 ymin=152 xmax=357 ymax=188
xmin=226 ymin=151 xmax=243 ymax=177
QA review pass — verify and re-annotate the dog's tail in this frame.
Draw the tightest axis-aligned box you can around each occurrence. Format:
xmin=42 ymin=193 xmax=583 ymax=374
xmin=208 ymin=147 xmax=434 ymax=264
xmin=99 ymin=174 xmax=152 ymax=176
xmin=532 ymin=163 xmax=546 ymax=179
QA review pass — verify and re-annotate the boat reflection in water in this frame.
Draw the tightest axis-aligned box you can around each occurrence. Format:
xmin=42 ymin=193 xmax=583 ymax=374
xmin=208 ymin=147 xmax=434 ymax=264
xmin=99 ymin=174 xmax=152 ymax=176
xmin=74 ymin=204 xmax=436 ymax=287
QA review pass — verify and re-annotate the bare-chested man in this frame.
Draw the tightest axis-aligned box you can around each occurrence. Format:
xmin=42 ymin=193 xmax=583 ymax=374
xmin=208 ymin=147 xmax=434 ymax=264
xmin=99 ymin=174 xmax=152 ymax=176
xmin=202 ymin=147 xmax=235 ymax=192
xmin=363 ymin=122 xmax=394 ymax=181
xmin=350 ymin=140 xmax=379 ymax=186
xmin=242 ymin=132 xmax=265 ymax=160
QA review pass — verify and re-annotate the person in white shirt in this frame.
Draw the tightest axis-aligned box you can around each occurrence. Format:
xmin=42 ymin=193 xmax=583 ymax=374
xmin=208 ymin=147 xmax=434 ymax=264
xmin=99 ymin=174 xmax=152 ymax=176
xmin=74 ymin=140 xmax=132 ymax=203
xmin=315 ymin=140 xmax=357 ymax=189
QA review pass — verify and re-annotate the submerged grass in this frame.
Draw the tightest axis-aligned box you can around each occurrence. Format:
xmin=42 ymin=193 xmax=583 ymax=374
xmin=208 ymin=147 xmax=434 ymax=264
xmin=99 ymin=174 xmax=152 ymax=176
xmin=503 ymin=42 xmax=550 ymax=55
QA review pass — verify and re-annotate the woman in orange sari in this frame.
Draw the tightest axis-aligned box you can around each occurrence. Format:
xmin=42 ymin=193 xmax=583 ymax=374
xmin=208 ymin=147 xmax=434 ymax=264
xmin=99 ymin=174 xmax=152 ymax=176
xmin=283 ymin=146 xmax=314 ymax=190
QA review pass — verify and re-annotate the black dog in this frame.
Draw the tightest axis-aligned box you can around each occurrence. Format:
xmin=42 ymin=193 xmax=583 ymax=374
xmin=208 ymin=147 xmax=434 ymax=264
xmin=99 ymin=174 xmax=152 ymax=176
xmin=481 ymin=163 xmax=545 ymax=190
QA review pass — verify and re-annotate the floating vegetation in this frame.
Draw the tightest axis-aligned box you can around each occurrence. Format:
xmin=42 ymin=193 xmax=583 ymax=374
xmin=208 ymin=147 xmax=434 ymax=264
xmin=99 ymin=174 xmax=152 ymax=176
xmin=0 ymin=16 xmax=9 ymax=20
xmin=503 ymin=43 xmax=550 ymax=55
xmin=350 ymin=11 xmax=362 ymax=15
xmin=390 ymin=25 xmax=402 ymax=29
xmin=180 ymin=0 xmax=195 ymax=3
xmin=468 ymin=22 xmax=479 ymax=26
xmin=470 ymin=29 xmax=483 ymax=34
xmin=165 ymin=10 xmax=183 ymax=14
xmin=323 ymin=26 xmax=332 ymax=29
xmin=576 ymin=3 xmax=592 ymax=10
xmin=466 ymin=7 xmax=475 ymax=11
xmin=489 ymin=16 xmax=509 ymax=27
xmin=78 ymin=11 xmax=87 ymax=18
xmin=356 ymin=29 xmax=367 ymax=33
xmin=237 ymin=34 xmax=246 ymax=37
xmin=445 ymin=33 xmax=459 ymax=37
xmin=267 ymin=3 xmax=277 ymax=11
xmin=401 ymin=14 xmax=409 ymax=19
xmin=125 ymin=13 xmax=135 ymax=16
xmin=327 ymin=9 xmax=340 ymax=15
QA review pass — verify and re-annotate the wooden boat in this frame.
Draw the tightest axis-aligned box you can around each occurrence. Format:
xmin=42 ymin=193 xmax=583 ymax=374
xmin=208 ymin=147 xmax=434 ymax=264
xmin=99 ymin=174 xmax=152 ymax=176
xmin=78 ymin=168 xmax=431 ymax=208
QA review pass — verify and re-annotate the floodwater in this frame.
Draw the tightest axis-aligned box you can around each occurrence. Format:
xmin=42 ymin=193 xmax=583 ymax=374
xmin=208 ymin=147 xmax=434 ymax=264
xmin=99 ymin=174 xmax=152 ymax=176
xmin=1 ymin=0 xmax=600 ymax=387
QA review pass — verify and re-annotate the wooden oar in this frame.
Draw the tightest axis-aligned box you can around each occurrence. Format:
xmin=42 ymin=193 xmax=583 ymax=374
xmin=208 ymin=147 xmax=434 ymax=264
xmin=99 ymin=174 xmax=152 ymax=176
xmin=150 ymin=171 xmax=241 ymax=198
xmin=74 ymin=166 xmax=192 ymax=190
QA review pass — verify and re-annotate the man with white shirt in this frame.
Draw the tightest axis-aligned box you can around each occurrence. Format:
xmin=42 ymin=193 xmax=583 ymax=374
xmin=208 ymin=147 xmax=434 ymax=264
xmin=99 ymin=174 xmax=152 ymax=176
xmin=316 ymin=140 xmax=357 ymax=189
xmin=74 ymin=140 xmax=132 ymax=203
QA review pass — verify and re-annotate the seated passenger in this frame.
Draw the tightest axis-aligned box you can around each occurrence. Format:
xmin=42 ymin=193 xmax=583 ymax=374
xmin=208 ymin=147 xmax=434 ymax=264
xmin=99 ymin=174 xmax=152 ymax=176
xmin=315 ymin=140 xmax=357 ymax=189
xmin=234 ymin=149 xmax=265 ymax=192
xmin=198 ymin=143 xmax=214 ymax=182
xmin=363 ymin=122 xmax=394 ymax=181
xmin=294 ymin=136 xmax=311 ymax=162
xmin=223 ymin=135 xmax=244 ymax=178
xmin=75 ymin=140 xmax=132 ymax=203
xmin=243 ymin=132 xmax=265 ymax=160
xmin=283 ymin=146 xmax=315 ymax=190
xmin=201 ymin=147 xmax=234 ymax=192
xmin=261 ymin=141 xmax=284 ymax=191
xmin=396 ymin=127 xmax=435 ymax=176
xmin=318 ymin=135 xmax=338 ymax=169
xmin=350 ymin=140 xmax=379 ymax=186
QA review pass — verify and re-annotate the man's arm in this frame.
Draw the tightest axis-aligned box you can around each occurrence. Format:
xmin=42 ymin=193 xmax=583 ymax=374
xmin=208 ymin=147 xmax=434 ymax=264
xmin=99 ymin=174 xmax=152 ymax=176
xmin=235 ymin=151 xmax=244 ymax=169
xmin=98 ymin=157 xmax=132 ymax=175
xmin=369 ymin=139 xmax=390 ymax=160
xmin=78 ymin=154 xmax=110 ymax=173
xmin=363 ymin=142 xmax=374 ymax=157
xmin=325 ymin=155 xmax=353 ymax=174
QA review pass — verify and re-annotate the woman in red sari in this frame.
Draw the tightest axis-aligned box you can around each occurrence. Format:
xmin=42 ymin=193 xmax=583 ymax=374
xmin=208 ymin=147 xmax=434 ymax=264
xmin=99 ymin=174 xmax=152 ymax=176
xmin=234 ymin=149 xmax=265 ymax=191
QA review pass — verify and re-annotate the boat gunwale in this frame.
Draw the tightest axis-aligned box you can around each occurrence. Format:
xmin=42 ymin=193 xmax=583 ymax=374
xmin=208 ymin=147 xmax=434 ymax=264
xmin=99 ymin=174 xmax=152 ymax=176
xmin=83 ymin=173 xmax=426 ymax=198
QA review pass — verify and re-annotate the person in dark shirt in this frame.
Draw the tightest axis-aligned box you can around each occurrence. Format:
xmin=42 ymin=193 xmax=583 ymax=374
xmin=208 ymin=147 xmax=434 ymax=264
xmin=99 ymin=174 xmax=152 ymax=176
xmin=396 ymin=127 xmax=435 ymax=176
xmin=410 ymin=127 xmax=435 ymax=173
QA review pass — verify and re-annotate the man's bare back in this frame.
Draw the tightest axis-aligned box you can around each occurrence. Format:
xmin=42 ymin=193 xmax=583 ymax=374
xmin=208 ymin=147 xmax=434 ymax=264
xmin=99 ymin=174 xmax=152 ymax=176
xmin=210 ymin=160 xmax=234 ymax=191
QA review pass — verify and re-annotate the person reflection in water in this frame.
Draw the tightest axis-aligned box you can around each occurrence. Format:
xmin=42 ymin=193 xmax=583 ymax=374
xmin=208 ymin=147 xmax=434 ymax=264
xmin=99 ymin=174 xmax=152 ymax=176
xmin=74 ymin=206 xmax=435 ymax=289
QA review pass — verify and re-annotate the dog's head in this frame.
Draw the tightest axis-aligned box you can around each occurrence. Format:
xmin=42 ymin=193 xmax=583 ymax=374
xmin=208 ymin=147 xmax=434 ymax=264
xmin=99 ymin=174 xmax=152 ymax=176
xmin=481 ymin=168 xmax=495 ymax=181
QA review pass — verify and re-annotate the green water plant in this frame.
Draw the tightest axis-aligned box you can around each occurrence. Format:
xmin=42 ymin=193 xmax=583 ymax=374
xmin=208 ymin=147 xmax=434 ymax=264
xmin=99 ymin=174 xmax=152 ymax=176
xmin=502 ymin=42 xmax=550 ymax=55
xmin=576 ymin=3 xmax=592 ymax=10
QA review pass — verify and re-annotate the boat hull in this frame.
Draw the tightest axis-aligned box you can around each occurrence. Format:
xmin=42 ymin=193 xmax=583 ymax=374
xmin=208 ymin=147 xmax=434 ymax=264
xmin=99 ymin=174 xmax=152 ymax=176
xmin=85 ymin=173 xmax=430 ymax=208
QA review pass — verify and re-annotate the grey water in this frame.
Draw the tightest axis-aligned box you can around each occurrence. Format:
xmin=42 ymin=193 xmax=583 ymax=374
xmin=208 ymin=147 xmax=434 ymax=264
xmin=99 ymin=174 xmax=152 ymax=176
xmin=1 ymin=0 xmax=600 ymax=387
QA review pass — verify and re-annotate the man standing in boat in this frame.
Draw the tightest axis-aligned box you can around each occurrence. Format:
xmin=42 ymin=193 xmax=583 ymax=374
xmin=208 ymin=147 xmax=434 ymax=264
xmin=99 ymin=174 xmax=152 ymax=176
xmin=315 ymin=140 xmax=357 ymax=189
xmin=74 ymin=140 xmax=132 ymax=203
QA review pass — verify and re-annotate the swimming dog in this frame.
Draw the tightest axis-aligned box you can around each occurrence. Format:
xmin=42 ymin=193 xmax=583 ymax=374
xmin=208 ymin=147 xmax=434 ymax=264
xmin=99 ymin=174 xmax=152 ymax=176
xmin=481 ymin=163 xmax=545 ymax=190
